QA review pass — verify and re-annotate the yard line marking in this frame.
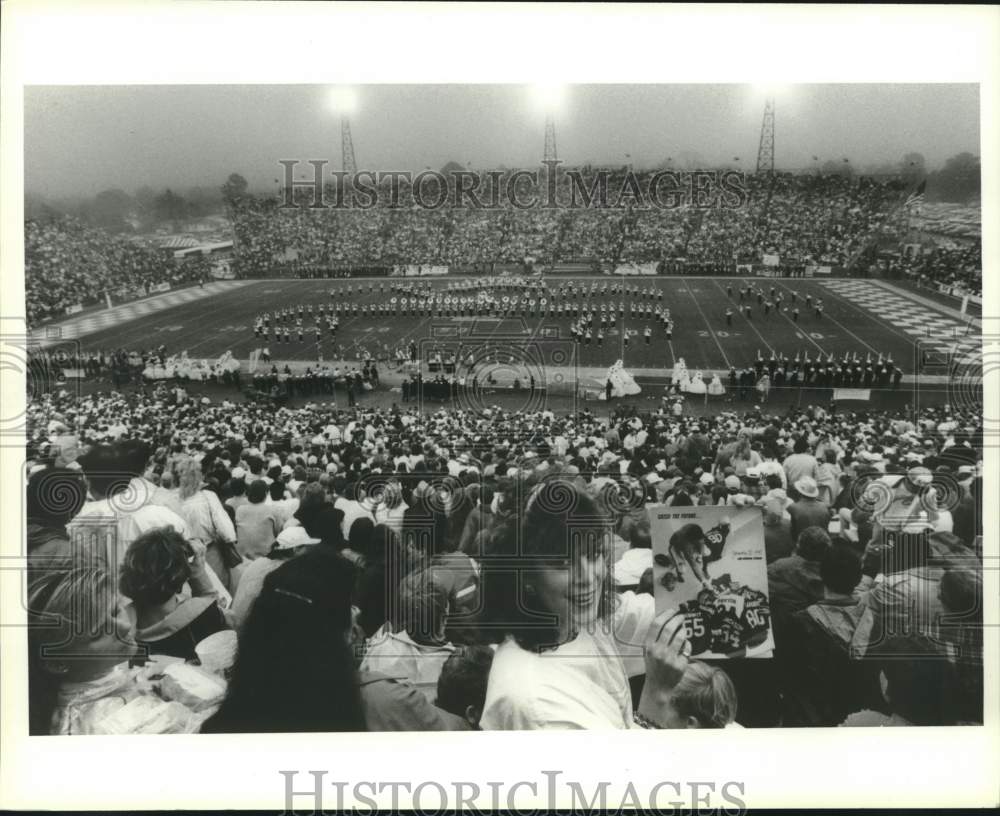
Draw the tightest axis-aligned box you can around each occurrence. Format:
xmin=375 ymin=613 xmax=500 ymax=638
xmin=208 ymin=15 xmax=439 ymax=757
xmin=762 ymin=283 xmax=828 ymax=356
xmin=773 ymin=281 xmax=878 ymax=356
xmin=682 ymin=278 xmax=730 ymax=369
xmin=710 ymin=279 xmax=773 ymax=355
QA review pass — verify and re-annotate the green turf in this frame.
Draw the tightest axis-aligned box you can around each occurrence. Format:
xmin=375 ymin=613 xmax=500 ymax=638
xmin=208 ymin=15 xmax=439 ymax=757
xmin=65 ymin=277 xmax=937 ymax=373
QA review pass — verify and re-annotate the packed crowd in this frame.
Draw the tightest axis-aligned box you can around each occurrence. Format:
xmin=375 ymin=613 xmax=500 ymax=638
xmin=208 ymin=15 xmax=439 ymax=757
xmin=230 ymin=171 xmax=922 ymax=274
xmin=25 ymin=383 xmax=983 ymax=734
xmin=25 ymin=218 xmax=207 ymax=326
xmin=25 ymin=171 xmax=981 ymax=332
xmin=890 ymin=243 xmax=983 ymax=297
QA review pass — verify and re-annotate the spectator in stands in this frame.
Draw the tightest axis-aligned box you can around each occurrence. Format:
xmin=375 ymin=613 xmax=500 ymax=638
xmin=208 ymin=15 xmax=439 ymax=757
xmin=782 ymin=544 xmax=879 ymax=726
xmin=937 ymin=567 xmax=983 ymax=724
xmin=840 ymin=635 xmax=961 ymax=727
xmin=173 ymin=455 xmax=241 ymax=590
xmin=762 ymin=499 xmax=794 ymax=564
xmin=788 ymin=477 xmax=832 ymax=539
xmin=288 ymin=482 xmax=346 ymax=549
xmin=852 ymin=531 xmax=978 ymax=661
xmin=477 ymin=480 xmax=689 ymax=730
xmin=234 ymin=480 xmax=284 ymax=560
xmin=435 ymin=645 xmax=496 ymax=730
xmin=815 ymin=449 xmax=842 ymax=505
xmin=73 ymin=443 xmax=191 ymax=569
xmin=229 ymin=526 xmax=321 ymax=629
xmin=202 ymin=548 xmax=366 ymax=732
xmin=26 ymin=466 xmax=88 ymax=572
xmin=649 ymin=662 xmax=739 ymax=729
xmin=119 ymin=530 xmax=229 ymax=661
xmin=783 ymin=436 xmax=819 ymax=495
xmin=23 ymin=366 xmax=984 ymax=733
xmin=359 ymin=567 xmax=458 ymax=702
xmin=28 ymin=565 xmax=213 ymax=735
xmin=767 ymin=526 xmax=831 ymax=637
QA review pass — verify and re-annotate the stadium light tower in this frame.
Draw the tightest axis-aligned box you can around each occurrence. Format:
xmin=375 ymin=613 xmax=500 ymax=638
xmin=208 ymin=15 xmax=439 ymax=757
xmin=544 ymin=115 xmax=558 ymax=164
xmin=530 ymin=83 xmax=565 ymax=164
xmin=756 ymin=96 xmax=775 ymax=175
xmin=328 ymin=86 xmax=359 ymax=175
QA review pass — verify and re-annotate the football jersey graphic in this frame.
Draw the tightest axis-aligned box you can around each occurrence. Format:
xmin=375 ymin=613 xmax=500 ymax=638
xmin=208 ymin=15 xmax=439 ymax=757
xmin=677 ymin=573 xmax=772 ymax=656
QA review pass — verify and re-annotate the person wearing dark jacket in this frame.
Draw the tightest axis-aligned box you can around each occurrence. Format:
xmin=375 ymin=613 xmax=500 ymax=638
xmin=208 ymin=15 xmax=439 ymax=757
xmin=781 ymin=544 xmax=880 ymax=726
xmin=767 ymin=526 xmax=831 ymax=645
xmin=292 ymin=482 xmax=346 ymax=550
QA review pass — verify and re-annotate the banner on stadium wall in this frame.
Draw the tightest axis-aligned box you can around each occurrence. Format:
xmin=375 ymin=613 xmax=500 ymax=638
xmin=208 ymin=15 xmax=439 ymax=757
xmin=152 ymin=282 xmax=172 ymax=293
xmin=736 ymin=264 xmax=754 ymax=276
xmin=64 ymin=303 xmax=84 ymax=316
xmin=832 ymin=388 xmax=871 ymax=401
xmin=613 ymin=262 xmax=658 ymax=276
xmin=807 ymin=265 xmax=832 ymax=276
xmin=648 ymin=505 xmax=773 ymax=659
xmin=61 ymin=369 xmax=86 ymax=379
xmin=395 ymin=264 xmax=449 ymax=277
xmin=762 ymin=254 xmax=780 ymax=267
xmin=211 ymin=259 xmax=236 ymax=280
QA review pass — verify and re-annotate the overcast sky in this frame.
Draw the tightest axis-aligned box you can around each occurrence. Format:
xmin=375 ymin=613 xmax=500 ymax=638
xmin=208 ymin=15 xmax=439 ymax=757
xmin=24 ymin=84 xmax=980 ymax=198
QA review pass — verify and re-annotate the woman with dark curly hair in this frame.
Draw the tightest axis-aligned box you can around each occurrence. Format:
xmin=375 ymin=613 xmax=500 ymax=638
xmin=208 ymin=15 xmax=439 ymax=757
xmin=477 ymin=477 xmax=696 ymax=730
xmin=119 ymin=527 xmax=229 ymax=660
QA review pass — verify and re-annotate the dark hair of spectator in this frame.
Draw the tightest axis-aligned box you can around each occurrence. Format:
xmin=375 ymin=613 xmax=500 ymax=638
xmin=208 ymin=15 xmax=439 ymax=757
xmin=477 ymin=479 xmax=616 ymax=652
xmin=435 ymin=644 xmax=495 ymax=724
xmin=202 ymin=548 xmax=365 ymax=733
xmin=26 ymin=467 xmax=87 ymax=528
xmin=247 ymin=479 xmax=268 ymax=504
xmin=796 ymin=526 xmax=831 ymax=561
xmin=118 ymin=527 xmax=192 ymax=607
xmin=878 ymin=636 xmax=960 ymax=726
xmin=820 ymin=543 xmax=862 ymax=595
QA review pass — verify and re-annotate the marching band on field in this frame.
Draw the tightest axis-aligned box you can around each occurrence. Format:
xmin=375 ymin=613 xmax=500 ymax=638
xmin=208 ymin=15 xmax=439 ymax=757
xmin=244 ymin=278 xmax=905 ymax=393
xmin=250 ymin=277 xmax=676 ymax=352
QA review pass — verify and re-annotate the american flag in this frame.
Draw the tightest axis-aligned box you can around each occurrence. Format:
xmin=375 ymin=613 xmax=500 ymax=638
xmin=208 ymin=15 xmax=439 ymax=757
xmin=904 ymin=179 xmax=927 ymax=209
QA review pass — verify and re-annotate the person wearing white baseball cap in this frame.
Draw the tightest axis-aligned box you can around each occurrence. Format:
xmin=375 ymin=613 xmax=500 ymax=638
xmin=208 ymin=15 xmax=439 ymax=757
xmin=229 ymin=526 xmax=321 ymax=629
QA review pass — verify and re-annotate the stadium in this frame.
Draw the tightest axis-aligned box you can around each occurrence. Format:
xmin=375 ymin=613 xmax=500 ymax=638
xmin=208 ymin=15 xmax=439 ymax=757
xmin=21 ymin=83 xmax=985 ymax=736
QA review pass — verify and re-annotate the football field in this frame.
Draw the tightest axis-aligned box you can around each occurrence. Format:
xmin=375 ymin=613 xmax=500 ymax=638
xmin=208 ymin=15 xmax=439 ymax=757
xmin=43 ymin=276 xmax=979 ymax=379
